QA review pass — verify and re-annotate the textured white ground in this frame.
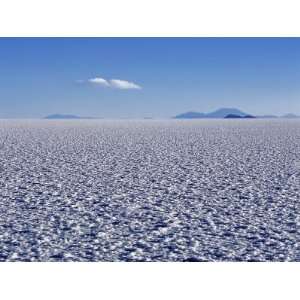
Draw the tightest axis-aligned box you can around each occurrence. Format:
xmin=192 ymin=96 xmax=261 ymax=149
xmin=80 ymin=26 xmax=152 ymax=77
xmin=0 ymin=119 xmax=299 ymax=261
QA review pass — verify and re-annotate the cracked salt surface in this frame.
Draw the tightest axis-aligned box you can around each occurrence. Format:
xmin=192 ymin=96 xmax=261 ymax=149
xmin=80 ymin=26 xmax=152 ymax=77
xmin=0 ymin=119 xmax=300 ymax=261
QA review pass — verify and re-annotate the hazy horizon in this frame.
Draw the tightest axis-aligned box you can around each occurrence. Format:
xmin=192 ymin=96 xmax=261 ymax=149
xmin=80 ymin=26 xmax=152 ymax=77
xmin=1 ymin=38 xmax=300 ymax=118
xmin=0 ymin=107 xmax=299 ymax=119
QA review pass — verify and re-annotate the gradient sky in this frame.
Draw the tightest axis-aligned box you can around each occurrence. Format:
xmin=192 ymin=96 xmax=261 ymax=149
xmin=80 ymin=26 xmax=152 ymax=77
xmin=0 ymin=37 xmax=300 ymax=118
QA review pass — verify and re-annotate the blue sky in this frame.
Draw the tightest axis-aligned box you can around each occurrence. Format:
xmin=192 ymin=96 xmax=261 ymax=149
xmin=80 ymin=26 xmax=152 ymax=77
xmin=0 ymin=38 xmax=300 ymax=118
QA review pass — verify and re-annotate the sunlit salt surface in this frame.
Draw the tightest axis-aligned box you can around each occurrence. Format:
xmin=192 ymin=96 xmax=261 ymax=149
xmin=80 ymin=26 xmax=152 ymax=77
xmin=0 ymin=119 xmax=299 ymax=261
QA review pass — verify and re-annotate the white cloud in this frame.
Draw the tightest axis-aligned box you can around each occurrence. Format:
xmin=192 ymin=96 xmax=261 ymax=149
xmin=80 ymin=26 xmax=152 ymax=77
xmin=82 ymin=76 xmax=142 ymax=90
xmin=109 ymin=79 xmax=142 ymax=90
xmin=88 ymin=77 xmax=110 ymax=87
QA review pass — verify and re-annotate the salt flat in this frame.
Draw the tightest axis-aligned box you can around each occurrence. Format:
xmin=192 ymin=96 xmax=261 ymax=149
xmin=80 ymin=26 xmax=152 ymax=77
xmin=0 ymin=119 xmax=299 ymax=261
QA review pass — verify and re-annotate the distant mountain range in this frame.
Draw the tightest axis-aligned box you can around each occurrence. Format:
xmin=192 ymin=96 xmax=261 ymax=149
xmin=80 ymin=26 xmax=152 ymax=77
xmin=174 ymin=108 xmax=300 ymax=119
xmin=44 ymin=114 xmax=95 ymax=119
xmin=43 ymin=110 xmax=300 ymax=120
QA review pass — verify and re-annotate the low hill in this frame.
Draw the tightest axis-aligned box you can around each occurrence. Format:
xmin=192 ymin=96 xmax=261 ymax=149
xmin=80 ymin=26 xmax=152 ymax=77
xmin=174 ymin=111 xmax=206 ymax=119
xmin=174 ymin=108 xmax=249 ymax=119
xmin=44 ymin=114 xmax=93 ymax=119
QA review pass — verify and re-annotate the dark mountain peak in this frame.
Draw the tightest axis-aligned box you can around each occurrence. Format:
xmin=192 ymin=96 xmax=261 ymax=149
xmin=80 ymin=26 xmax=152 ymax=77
xmin=224 ymin=114 xmax=243 ymax=119
xmin=207 ymin=108 xmax=248 ymax=118
xmin=224 ymin=114 xmax=256 ymax=119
